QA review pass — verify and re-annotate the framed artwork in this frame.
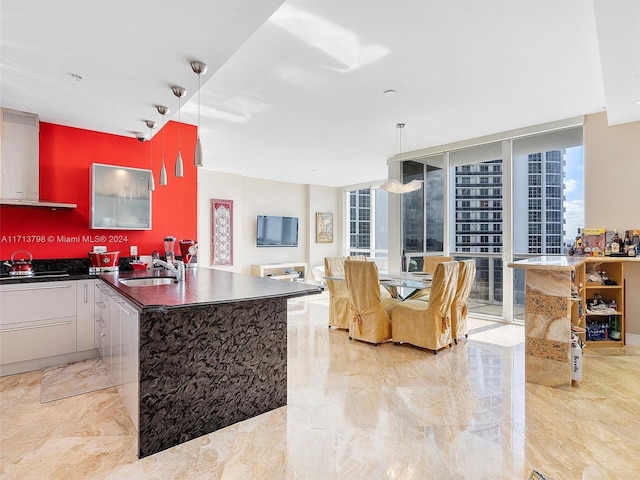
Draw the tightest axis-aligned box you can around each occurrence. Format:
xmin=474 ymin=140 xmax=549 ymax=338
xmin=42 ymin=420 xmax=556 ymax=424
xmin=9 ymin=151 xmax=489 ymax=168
xmin=211 ymin=199 xmax=233 ymax=265
xmin=316 ymin=212 xmax=333 ymax=243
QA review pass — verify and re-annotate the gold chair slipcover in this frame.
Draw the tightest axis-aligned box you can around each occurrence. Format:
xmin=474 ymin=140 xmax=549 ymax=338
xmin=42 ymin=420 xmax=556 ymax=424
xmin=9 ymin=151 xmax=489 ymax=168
xmin=347 ymin=255 xmax=393 ymax=298
xmin=344 ymin=259 xmax=399 ymax=345
xmin=423 ymin=256 xmax=454 ymax=274
xmin=390 ymin=260 xmax=459 ymax=353
xmin=451 ymin=259 xmax=476 ymax=343
xmin=325 ymin=257 xmax=351 ymax=330
xmin=412 ymin=255 xmax=454 ymax=301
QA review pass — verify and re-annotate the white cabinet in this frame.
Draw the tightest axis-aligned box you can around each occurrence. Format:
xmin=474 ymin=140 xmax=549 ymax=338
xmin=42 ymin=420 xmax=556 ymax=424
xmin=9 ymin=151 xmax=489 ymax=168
xmin=76 ymin=279 xmax=95 ymax=351
xmin=93 ymin=282 xmax=139 ymax=428
xmin=94 ymin=282 xmax=139 ymax=384
xmin=117 ymin=299 xmax=139 ymax=429
xmin=0 ymin=281 xmax=77 ymax=365
xmin=251 ymin=262 xmax=307 ymax=281
xmin=94 ymin=283 xmax=111 ymax=362
xmin=108 ymin=291 xmax=122 ymax=386
xmin=95 ymin=283 xmax=122 ymax=383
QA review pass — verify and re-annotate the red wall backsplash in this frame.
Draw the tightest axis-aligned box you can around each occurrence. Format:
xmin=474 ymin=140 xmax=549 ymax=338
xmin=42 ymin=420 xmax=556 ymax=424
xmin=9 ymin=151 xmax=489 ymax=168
xmin=0 ymin=121 xmax=198 ymax=260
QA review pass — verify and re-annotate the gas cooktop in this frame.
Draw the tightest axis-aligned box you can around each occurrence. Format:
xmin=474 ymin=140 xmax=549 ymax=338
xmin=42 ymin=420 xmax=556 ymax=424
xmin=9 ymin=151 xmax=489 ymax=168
xmin=0 ymin=270 xmax=70 ymax=280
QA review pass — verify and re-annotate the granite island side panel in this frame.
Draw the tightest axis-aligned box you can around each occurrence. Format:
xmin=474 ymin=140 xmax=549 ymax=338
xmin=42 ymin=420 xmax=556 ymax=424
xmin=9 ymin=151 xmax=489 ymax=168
xmin=99 ymin=267 xmax=322 ymax=458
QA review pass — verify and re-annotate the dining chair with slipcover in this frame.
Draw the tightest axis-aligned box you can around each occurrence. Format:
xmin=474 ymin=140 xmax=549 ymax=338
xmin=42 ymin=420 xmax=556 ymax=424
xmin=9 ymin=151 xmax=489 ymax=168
xmin=344 ymin=259 xmax=400 ymax=345
xmin=324 ymin=256 xmax=351 ymax=330
xmin=451 ymin=259 xmax=476 ymax=344
xmin=390 ymin=260 xmax=459 ymax=353
xmin=348 ymin=255 xmax=394 ymax=298
xmin=412 ymin=255 xmax=455 ymax=301
xmin=423 ymin=256 xmax=454 ymax=274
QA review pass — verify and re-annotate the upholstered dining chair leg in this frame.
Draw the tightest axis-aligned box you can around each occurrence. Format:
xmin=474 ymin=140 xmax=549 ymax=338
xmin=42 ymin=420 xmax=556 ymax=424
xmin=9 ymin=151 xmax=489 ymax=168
xmin=349 ymin=336 xmax=352 ymax=341
xmin=454 ymin=338 xmax=458 ymax=345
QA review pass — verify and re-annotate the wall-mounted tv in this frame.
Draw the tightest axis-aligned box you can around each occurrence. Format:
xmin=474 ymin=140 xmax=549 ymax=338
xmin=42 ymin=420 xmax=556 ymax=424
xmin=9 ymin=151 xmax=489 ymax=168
xmin=256 ymin=215 xmax=299 ymax=247
xmin=91 ymin=163 xmax=152 ymax=230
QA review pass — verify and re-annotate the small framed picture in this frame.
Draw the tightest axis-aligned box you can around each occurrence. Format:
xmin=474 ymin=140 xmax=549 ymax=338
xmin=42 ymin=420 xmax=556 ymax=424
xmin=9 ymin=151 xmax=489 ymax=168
xmin=316 ymin=212 xmax=333 ymax=243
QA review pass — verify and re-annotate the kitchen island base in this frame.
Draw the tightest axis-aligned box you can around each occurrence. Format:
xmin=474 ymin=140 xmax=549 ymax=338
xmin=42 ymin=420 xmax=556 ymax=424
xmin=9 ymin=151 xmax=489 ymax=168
xmin=139 ymin=296 xmax=288 ymax=458
xmin=523 ymin=268 xmax=572 ymax=390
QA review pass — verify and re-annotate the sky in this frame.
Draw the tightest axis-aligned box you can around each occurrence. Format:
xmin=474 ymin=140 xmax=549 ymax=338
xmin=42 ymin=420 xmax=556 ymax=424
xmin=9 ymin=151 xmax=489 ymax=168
xmin=563 ymin=146 xmax=585 ymax=245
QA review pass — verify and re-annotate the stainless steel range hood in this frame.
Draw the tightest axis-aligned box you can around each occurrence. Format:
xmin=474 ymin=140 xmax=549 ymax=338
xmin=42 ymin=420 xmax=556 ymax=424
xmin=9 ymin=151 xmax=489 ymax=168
xmin=0 ymin=108 xmax=77 ymax=209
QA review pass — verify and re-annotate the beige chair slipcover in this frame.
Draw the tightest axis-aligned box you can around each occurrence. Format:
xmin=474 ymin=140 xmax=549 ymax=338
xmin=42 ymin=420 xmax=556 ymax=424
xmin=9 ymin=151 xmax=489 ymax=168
xmin=423 ymin=256 xmax=454 ymax=274
xmin=344 ymin=259 xmax=400 ymax=345
xmin=390 ymin=260 xmax=459 ymax=353
xmin=347 ymin=255 xmax=393 ymax=298
xmin=325 ymin=257 xmax=351 ymax=330
xmin=412 ymin=255 xmax=455 ymax=301
xmin=451 ymin=260 xmax=476 ymax=343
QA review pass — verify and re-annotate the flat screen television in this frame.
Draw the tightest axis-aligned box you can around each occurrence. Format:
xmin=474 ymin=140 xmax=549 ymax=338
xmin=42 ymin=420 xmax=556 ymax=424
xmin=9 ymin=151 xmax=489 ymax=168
xmin=256 ymin=215 xmax=299 ymax=247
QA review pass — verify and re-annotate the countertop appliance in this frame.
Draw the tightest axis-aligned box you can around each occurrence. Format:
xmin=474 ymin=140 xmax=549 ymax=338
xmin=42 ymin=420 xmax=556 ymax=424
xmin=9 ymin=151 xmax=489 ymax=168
xmin=3 ymin=249 xmax=35 ymax=275
xmin=179 ymin=240 xmax=198 ymax=267
xmin=88 ymin=251 xmax=120 ymax=273
xmin=164 ymin=236 xmax=176 ymax=262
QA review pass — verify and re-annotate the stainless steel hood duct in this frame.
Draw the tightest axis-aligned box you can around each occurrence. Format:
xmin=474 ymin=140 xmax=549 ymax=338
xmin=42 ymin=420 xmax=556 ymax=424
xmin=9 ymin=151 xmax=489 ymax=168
xmin=0 ymin=108 xmax=76 ymax=209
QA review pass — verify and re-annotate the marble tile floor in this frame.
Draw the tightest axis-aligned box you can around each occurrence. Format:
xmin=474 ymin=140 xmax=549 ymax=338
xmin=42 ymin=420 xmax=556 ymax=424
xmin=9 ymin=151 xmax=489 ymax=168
xmin=1 ymin=294 xmax=640 ymax=479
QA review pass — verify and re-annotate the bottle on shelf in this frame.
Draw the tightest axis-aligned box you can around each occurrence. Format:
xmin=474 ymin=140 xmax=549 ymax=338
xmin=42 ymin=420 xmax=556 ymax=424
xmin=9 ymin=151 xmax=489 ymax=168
xmin=574 ymin=228 xmax=583 ymax=256
xmin=611 ymin=230 xmax=622 ymax=254
xmin=610 ymin=315 xmax=621 ymax=341
xmin=623 ymin=230 xmax=631 ymax=253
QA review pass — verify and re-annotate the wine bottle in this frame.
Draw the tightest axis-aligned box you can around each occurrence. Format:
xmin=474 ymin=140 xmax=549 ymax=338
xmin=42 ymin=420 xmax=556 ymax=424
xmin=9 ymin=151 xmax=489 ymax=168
xmin=611 ymin=230 xmax=622 ymax=254
xmin=623 ymin=230 xmax=631 ymax=254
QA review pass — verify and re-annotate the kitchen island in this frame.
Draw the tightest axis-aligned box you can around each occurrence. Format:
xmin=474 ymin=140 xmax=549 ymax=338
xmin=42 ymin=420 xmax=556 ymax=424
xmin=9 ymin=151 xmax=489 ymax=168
xmin=99 ymin=267 xmax=321 ymax=458
xmin=509 ymin=255 xmax=639 ymax=390
xmin=509 ymin=256 xmax=584 ymax=390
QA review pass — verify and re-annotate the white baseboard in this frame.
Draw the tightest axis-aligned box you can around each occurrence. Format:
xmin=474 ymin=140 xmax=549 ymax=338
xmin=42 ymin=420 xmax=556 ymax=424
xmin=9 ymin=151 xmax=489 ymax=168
xmin=625 ymin=333 xmax=640 ymax=346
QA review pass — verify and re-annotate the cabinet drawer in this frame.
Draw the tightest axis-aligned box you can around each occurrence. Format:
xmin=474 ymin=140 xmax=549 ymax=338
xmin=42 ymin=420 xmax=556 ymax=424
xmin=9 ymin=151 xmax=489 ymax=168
xmin=0 ymin=316 xmax=76 ymax=364
xmin=0 ymin=282 xmax=75 ymax=330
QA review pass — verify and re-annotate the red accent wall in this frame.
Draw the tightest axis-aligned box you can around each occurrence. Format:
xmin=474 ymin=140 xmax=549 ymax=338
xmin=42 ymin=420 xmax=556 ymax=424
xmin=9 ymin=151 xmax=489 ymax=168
xmin=0 ymin=121 xmax=198 ymax=260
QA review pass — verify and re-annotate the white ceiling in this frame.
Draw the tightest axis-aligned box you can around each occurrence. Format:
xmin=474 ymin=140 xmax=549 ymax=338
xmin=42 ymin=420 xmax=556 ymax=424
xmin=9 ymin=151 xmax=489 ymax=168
xmin=1 ymin=0 xmax=638 ymax=188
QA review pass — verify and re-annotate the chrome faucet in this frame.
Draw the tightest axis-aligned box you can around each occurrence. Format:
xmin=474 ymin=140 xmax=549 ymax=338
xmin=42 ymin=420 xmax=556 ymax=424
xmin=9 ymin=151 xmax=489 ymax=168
xmin=152 ymin=258 xmax=185 ymax=282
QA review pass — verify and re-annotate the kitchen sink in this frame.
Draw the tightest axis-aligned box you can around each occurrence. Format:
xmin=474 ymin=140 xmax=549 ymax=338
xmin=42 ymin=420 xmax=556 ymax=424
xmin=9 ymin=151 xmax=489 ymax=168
xmin=119 ymin=277 xmax=177 ymax=287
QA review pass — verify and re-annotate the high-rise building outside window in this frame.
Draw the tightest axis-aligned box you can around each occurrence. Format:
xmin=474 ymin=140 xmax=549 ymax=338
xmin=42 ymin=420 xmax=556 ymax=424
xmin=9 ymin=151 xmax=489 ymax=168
xmin=346 ymin=188 xmax=388 ymax=258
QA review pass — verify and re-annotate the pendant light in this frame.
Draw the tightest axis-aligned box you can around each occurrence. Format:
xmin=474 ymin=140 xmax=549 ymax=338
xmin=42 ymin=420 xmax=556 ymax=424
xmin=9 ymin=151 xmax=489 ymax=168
xmin=190 ymin=60 xmax=208 ymax=167
xmin=145 ymin=120 xmax=157 ymax=191
xmin=380 ymin=123 xmax=423 ymax=194
xmin=157 ymin=105 xmax=170 ymax=186
xmin=171 ymin=85 xmax=187 ymax=177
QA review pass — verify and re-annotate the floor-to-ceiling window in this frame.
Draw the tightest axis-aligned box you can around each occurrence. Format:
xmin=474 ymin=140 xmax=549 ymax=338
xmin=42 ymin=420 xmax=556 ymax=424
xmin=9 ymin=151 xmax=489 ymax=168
xmin=511 ymin=127 xmax=584 ymax=320
xmin=401 ymin=156 xmax=445 ymax=271
xmin=346 ymin=187 xmax=388 ymax=259
xmin=344 ymin=121 xmax=584 ymax=323
xmin=449 ymin=142 xmax=504 ymax=318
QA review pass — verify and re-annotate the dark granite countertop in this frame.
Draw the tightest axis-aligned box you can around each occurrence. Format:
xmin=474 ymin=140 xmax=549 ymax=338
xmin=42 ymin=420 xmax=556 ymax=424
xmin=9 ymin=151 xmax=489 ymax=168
xmin=98 ymin=267 xmax=322 ymax=310
xmin=0 ymin=272 xmax=99 ymax=285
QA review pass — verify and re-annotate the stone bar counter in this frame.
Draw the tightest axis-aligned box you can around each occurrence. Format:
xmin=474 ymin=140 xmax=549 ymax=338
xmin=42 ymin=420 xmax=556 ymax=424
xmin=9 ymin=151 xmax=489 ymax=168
xmin=99 ymin=267 xmax=322 ymax=458
xmin=509 ymin=256 xmax=585 ymax=390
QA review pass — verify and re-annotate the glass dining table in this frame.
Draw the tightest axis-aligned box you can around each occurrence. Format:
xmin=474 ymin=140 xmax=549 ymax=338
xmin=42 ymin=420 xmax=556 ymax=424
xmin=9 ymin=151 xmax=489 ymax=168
xmin=325 ymin=272 xmax=433 ymax=301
